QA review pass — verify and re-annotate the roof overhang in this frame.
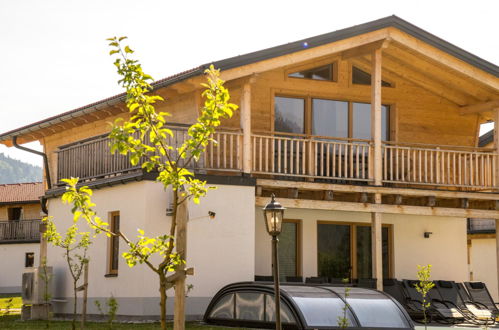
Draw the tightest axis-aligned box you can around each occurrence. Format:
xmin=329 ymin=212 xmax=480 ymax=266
xmin=1 ymin=15 xmax=498 ymax=146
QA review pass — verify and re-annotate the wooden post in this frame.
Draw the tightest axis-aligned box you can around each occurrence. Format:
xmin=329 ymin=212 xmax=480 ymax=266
xmin=174 ymin=200 xmax=189 ymax=330
xmin=81 ymin=262 xmax=89 ymax=328
xmin=371 ymin=48 xmax=383 ymax=290
xmin=496 ymin=218 xmax=499 ymax=299
xmin=371 ymin=48 xmax=382 ymax=186
xmin=241 ymin=83 xmax=252 ymax=174
xmin=371 ymin=193 xmax=383 ymax=290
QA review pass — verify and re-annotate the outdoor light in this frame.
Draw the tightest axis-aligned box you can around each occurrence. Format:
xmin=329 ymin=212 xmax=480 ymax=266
xmin=263 ymin=194 xmax=285 ymax=236
xmin=262 ymin=193 xmax=285 ymax=330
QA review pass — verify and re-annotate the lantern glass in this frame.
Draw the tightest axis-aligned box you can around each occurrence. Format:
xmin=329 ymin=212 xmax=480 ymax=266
xmin=262 ymin=194 xmax=285 ymax=236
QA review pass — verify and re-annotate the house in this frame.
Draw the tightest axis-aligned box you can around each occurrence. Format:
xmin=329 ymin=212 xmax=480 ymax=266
xmin=0 ymin=15 xmax=498 ymax=318
xmin=0 ymin=182 xmax=44 ymax=294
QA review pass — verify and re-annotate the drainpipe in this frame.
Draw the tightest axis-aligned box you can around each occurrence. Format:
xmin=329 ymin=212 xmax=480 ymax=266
xmin=12 ymin=136 xmax=52 ymax=190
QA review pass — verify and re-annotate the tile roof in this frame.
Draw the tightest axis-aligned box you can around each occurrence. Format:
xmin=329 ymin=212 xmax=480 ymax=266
xmin=0 ymin=182 xmax=44 ymax=203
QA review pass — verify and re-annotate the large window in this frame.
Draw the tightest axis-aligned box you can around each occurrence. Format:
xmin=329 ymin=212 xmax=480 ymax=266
xmin=275 ymin=96 xmax=390 ymax=140
xmin=278 ymin=220 xmax=301 ymax=278
xmin=317 ymin=222 xmax=391 ymax=280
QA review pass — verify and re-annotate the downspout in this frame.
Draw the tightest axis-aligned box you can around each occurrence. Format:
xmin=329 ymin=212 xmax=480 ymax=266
xmin=12 ymin=136 xmax=52 ymax=190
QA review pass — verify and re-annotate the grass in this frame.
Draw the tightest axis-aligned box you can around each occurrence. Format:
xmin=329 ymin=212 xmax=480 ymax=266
xmin=0 ymin=315 xmax=243 ymax=329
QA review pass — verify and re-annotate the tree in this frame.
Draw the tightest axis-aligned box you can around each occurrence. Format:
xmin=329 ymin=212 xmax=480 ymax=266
xmin=72 ymin=37 xmax=237 ymax=330
xmin=415 ymin=264 xmax=435 ymax=329
xmin=43 ymin=182 xmax=94 ymax=330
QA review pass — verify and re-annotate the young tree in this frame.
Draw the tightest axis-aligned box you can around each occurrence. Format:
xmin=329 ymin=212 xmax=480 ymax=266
xmin=415 ymin=264 xmax=435 ymax=329
xmin=68 ymin=37 xmax=237 ymax=330
xmin=43 ymin=185 xmax=93 ymax=330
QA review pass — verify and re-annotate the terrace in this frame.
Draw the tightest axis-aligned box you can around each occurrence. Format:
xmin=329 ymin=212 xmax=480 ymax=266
xmin=0 ymin=219 xmax=41 ymax=244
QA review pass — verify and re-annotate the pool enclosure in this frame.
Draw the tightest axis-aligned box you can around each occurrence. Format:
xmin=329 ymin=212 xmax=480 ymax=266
xmin=204 ymin=282 xmax=415 ymax=329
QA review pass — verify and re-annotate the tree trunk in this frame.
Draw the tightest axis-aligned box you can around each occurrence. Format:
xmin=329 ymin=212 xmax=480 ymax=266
xmin=72 ymin=282 xmax=77 ymax=330
xmin=159 ymin=274 xmax=168 ymax=330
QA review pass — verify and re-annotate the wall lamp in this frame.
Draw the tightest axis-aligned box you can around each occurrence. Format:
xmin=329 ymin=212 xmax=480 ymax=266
xmin=424 ymin=231 xmax=433 ymax=238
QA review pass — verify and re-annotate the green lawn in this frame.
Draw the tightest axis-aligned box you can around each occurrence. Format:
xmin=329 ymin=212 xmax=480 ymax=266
xmin=0 ymin=315 xmax=243 ymax=329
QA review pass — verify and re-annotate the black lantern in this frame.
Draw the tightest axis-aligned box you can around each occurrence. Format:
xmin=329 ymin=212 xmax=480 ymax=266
xmin=262 ymin=193 xmax=285 ymax=330
xmin=263 ymin=194 xmax=285 ymax=236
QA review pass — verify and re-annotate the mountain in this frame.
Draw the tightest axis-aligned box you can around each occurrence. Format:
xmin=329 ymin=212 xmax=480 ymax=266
xmin=0 ymin=153 xmax=43 ymax=184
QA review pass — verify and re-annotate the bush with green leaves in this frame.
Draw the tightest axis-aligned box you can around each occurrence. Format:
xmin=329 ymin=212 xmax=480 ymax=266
xmin=415 ymin=264 xmax=435 ymax=328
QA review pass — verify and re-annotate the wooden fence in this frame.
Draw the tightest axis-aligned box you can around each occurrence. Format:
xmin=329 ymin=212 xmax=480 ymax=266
xmin=56 ymin=127 xmax=242 ymax=184
xmin=0 ymin=219 xmax=41 ymax=242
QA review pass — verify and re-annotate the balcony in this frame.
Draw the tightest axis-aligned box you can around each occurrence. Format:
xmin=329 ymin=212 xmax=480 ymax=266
xmin=0 ymin=219 xmax=41 ymax=243
xmin=55 ymin=126 xmax=498 ymax=192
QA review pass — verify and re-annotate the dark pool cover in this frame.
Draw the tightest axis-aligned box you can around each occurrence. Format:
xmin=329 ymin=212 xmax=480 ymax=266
xmin=204 ymin=282 xmax=415 ymax=329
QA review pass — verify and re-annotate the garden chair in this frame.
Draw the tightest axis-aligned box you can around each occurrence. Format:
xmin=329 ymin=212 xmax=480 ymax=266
xmin=435 ymin=280 xmax=494 ymax=325
xmin=383 ymin=279 xmax=425 ymax=321
xmin=464 ymin=282 xmax=499 ymax=318
xmin=357 ymin=278 xmax=377 ymax=289
xmin=402 ymin=279 xmax=465 ymax=324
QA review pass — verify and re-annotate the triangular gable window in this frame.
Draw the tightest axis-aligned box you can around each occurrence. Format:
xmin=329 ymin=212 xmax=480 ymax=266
xmin=352 ymin=66 xmax=392 ymax=87
xmin=289 ymin=64 xmax=336 ymax=82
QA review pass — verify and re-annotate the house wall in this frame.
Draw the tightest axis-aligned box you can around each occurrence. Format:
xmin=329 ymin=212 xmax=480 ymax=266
xmin=255 ymin=208 xmax=468 ymax=284
xmin=469 ymin=237 xmax=498 ymax=301
xmin=0 ymin=203 xmax=41 ymax=220
xmin=46 ymin=180 xmax=255 ymax=318
xmin=0 ymin=243 xmax=39 ymax=293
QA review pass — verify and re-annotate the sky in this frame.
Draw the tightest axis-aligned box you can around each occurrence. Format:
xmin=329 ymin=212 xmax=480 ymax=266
xmin=0 ymin=0 xmax=498 ymax=167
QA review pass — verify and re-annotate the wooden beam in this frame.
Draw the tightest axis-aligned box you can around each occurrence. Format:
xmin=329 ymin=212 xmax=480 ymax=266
xmin=255 ymin=196 xmax=499 ymax=218
xmin=256 ymin=179 xmax=499 ymax=201
xmin=427 ymin=196 xmax=436 ymax=207
xmin=460 ymin=100 xmax=499 ymax=115
xmin=372 ymin=55 xmax=473 ymax=106
xmin=388 ymin=29 xmax=499 ymax=91
xmin=241 ymin=83 xmax=252 ymax=174
xmin=342 ymin=39 xmax=390 ymax=60
xmin=371 ymin=48 xmax=383 ymax=186
xmin=323 ymin=190 xmax=334 ymax=201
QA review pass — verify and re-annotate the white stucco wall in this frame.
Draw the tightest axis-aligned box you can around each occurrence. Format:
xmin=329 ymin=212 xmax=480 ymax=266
xmin=470 ymin=238 xmax=498 ymax=301
xmin=46 ymin=180 xmax=255 ymax=316
xmin=255 ymin=208 xmax=468 ymax=283
xmin=0 ymin=243 xmax=39 ymax=293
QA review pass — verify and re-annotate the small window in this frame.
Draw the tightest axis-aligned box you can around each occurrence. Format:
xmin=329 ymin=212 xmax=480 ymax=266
xmin=8 ymin=207 xmax=22 ymax=220
xmin=25 ymin=252 xmax=35 ymax=267
xmin=289 ymin=64 xmax=336 ymax=81
xmin=274 ymin=96 xmax=305 ymax=134
xmin=108 ymin=212 xmax=120 ymax=275
xmin=352 ymin=66 xmax=392 ymax=87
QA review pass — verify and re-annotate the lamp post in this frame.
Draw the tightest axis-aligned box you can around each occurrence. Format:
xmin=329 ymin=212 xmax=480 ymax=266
xmin=263 ymin=194 xmax=285 ymax=330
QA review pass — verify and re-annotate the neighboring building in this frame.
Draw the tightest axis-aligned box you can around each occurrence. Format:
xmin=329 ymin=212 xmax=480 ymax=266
xmin=0 ymin=182 xmax=43 ymax=293
xmin=0 ymin=15 xmax=498 ymax=318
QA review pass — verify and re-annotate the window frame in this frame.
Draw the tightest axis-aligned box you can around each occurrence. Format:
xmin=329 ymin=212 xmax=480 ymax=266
xmin=273 ymin=94 xmax=392 ymax=141
xmin=279 ymin=219 xmax=302 ymax=277
xmin=316 ymin=220 xmax=393 ymax=280
xmin=287 ymin=62 xmax=338 ymax=82
xmin=107 ymin=211 xmax=120 ymax=276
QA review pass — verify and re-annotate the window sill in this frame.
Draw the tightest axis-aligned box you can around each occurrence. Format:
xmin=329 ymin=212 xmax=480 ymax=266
xmin=104 ymin=273 xmax=118 ymax=278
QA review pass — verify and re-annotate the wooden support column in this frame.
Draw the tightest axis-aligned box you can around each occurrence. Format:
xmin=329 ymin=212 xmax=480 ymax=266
xmin=371 ymin=193 xmax=383 ymax=290
xmin=174 ymin=200 xmax=189 ymax=330
xmin=241 ymin=83 xmax=252 ymax=174
xmin=371 ymin=48 xmax=383 ymax=290
xmin=371 ymin=48 xmax=383 ymax=186
xmin=496 ymin=218 xmax=499 ymax=299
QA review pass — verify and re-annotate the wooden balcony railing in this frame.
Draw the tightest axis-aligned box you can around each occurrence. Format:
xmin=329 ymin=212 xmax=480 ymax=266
xmin=56 ymin=126 xmax=243 ymax=184
xmin=251 ymin=134 xmax=497 ymax=190
xmin=252 ymin=134 xmax=372 ymax=182
xmin=383 ymin=143 xmax=497 ymax=189
xmin=56 ymin=128 xmax=498 ymax=191
xmin=0 ymin=219 xmax=41 ymax=243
